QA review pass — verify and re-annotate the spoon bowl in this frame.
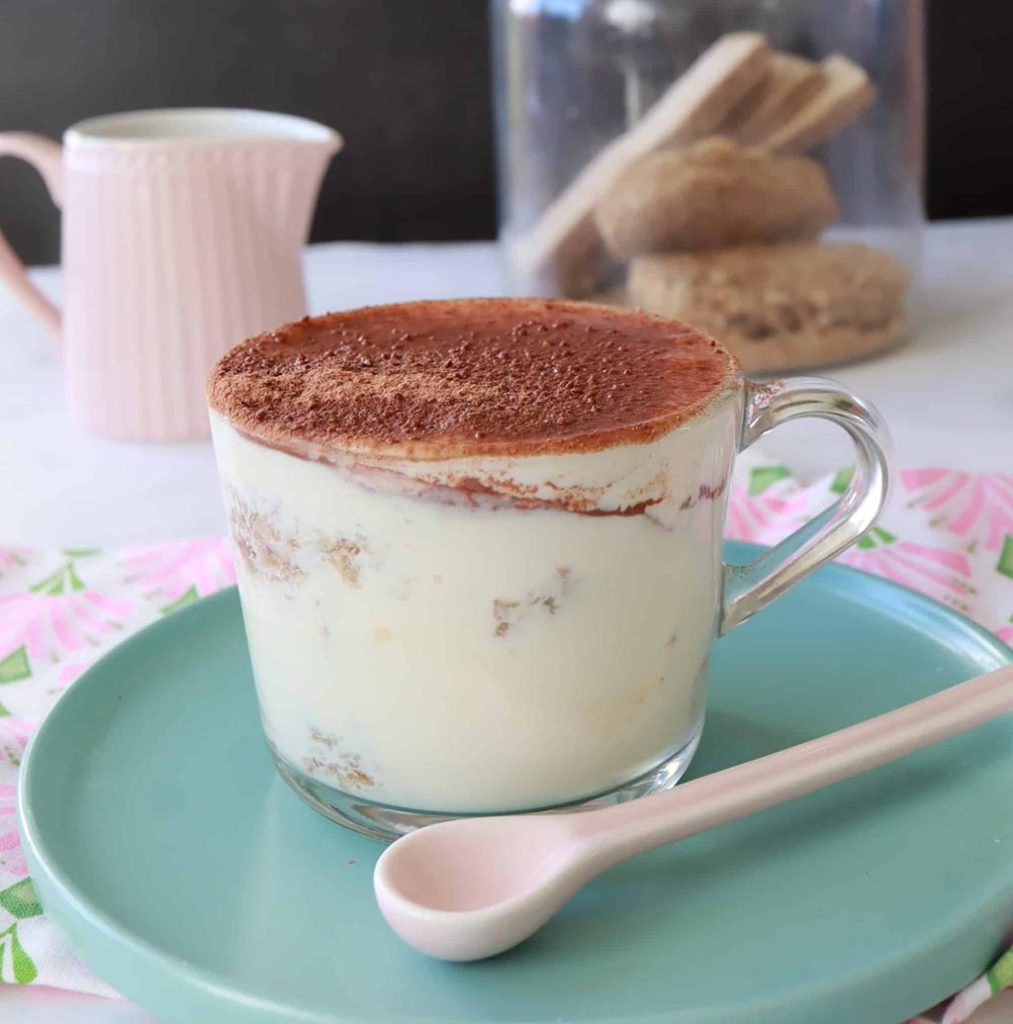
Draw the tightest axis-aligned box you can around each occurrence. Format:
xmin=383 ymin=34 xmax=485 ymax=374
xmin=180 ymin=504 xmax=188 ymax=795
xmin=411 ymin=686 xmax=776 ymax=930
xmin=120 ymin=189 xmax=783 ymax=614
xmin=374 ymin=813 xmax=591 ymax=960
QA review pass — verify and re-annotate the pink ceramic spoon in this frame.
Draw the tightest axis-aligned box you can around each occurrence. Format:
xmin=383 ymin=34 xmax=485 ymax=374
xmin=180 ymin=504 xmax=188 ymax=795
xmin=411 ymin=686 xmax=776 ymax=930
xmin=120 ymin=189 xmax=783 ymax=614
xmin=375 ymin=663 xmax=1013 ymax=961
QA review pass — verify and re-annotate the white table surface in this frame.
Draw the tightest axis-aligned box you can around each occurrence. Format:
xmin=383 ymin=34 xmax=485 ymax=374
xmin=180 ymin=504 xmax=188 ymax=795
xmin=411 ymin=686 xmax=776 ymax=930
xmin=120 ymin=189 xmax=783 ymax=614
xmin=1 ymin=225 xmax=1011 ymax=1022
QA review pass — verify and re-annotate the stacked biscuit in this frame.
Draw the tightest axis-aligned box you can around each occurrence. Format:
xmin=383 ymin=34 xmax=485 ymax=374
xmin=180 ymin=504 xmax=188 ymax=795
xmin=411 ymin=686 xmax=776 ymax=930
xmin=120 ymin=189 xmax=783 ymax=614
xmin=512 ymin=34 xmax=909 ymax=372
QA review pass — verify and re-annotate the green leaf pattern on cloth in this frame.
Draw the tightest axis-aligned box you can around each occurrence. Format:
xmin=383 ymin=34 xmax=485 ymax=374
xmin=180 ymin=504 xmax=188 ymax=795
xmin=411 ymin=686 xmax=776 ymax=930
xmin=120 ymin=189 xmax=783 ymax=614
xmin=727 ymin=463 xmax=1012 ymax=643
xmin=0 ymin=538 xmax=235 ymax=995
xmin=28 ymin=562 xmax=87 ymax=596
xmin=160 ymin=584 xmax=199 ymax=616
xmin=0 ymin=879 xmax=42 ymax=920
xmin=0 ymin=648 xmax=29 ymax=685
xmin=748 ymin=465 xmax=791 ymax=496
xmin=998 ymin=535 xmax=1013 ymax=580
xmin=830 ymin=465 xmax=855 ymax=495
xmin=856 ymin=526 xmax=898 ymax=551
xmin=0 ymin=922 xmax=37 ymax=984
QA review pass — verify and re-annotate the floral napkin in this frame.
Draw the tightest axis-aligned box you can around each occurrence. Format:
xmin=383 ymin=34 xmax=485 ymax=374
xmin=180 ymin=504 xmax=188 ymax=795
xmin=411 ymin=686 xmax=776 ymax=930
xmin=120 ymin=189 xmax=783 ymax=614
xmin=0 ymin=540 xmax=235 ymax=997
xmin=0 ymin=467 xmax=1009 ymax=1018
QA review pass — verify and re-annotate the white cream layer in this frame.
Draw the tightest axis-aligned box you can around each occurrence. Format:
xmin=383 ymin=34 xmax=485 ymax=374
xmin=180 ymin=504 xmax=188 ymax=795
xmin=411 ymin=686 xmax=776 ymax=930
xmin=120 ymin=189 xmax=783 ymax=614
xmin=211 ymin=399 xmax=739 ymax=812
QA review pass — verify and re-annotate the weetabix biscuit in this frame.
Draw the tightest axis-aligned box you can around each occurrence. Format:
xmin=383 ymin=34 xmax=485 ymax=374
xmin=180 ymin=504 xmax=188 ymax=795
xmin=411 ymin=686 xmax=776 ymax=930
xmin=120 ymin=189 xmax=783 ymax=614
xmin=510 ymin=33 xmax=772 ymax=296
xmin=761 ymin=55 xmax=876 ymax=155
xmin=720 ymin=53 xmax=825 ymax=145
xmin=628 ymin=242 xmax=909 ymax=372
xmin=593 ymin=136 xmax=838 ymax=260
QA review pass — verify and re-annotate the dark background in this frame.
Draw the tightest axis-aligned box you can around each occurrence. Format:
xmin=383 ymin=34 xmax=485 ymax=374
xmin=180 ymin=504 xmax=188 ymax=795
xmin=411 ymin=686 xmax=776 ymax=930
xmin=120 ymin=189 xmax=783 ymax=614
xmin=1 ymin=0 xmax=1010 ymax=266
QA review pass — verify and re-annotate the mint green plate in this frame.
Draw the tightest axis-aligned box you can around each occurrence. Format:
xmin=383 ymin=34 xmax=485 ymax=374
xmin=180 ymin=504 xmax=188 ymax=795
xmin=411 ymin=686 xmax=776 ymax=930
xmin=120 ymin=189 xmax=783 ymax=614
xmin=18 ymin=543 xmax=1013 ymax=1024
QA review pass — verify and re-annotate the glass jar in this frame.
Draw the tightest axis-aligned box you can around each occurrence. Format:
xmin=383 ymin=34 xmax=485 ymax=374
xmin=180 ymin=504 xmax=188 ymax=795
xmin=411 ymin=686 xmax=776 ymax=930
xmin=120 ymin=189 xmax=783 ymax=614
xmin=491 ymin=0 xmax=924 ymax=372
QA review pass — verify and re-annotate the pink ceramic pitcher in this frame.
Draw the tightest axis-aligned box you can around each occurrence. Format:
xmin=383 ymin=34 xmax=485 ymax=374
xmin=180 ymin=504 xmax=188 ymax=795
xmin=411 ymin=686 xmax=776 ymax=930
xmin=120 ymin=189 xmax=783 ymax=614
xmin=0 ymin=108 xmax=341 ymax=440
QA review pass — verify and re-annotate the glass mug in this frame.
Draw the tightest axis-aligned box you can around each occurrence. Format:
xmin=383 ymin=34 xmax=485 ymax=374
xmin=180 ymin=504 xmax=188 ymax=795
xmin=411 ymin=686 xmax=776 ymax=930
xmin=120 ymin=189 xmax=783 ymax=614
xmin=208 ymin=300 xmax=890 ymax=840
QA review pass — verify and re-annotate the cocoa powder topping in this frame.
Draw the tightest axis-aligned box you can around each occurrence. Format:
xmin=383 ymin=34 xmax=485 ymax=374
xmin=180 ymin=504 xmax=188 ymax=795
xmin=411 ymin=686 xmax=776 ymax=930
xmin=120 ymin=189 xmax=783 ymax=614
xmin=207 ymin=299 xmax=739 ymax=457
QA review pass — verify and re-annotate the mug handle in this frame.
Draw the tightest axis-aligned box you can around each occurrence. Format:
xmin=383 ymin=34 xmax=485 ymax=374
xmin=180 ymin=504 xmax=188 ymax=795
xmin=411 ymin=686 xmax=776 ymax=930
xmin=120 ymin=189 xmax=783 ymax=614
xmin=0 ymin=133 xmax=63 ymax=338
xmin=720 ymin=377 xmax=891 ymax=634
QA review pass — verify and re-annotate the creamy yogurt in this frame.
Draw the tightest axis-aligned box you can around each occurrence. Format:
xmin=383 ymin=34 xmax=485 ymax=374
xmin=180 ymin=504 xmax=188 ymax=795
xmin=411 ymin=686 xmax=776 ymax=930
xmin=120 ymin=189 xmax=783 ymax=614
xmin=211 ymin=396 xmax=737 ymax=813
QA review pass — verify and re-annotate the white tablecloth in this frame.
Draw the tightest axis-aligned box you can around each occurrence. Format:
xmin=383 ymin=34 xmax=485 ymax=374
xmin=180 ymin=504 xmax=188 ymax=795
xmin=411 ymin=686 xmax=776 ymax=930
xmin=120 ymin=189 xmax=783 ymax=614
xmin=1 ymin=225 xmax=1011 ymax=1022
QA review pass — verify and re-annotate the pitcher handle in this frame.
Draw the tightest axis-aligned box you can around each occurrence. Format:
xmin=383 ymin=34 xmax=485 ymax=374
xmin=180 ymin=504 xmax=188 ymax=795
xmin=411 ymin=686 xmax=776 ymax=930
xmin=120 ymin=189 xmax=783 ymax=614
xmin=0 ymin=133 xmax=63 ymax=339
xmin=720 ymin=377 xmax=892 ymax=634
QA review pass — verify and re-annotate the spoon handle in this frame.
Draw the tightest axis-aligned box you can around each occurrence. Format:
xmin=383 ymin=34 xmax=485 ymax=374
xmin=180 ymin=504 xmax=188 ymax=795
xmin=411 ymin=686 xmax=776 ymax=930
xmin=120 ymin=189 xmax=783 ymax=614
xmin=581 ymin=663 xmax=1013 ymax=864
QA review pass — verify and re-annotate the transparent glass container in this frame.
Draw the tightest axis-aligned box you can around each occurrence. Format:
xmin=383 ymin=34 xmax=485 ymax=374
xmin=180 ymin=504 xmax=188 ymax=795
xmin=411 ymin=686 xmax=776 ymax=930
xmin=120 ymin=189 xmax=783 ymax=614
xmin=492 ymin=0 xmax=924 ymax=372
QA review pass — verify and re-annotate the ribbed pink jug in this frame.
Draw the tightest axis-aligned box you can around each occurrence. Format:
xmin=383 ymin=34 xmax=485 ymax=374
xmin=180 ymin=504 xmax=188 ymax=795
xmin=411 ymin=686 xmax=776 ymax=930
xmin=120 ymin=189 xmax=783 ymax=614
xmin=0 ymin=108 xmax=341 ymax=440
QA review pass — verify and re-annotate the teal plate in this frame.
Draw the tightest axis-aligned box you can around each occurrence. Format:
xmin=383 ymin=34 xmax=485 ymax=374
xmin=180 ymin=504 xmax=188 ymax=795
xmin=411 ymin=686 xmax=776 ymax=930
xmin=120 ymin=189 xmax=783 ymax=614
xmin=18 ymin=543 xmax=1013 ymax=1024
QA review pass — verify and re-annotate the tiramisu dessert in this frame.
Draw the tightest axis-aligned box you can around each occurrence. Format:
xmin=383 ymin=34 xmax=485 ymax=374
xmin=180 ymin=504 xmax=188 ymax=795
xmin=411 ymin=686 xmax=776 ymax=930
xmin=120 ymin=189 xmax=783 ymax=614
xmin=208 ymin=298 xmax=741 ymax=836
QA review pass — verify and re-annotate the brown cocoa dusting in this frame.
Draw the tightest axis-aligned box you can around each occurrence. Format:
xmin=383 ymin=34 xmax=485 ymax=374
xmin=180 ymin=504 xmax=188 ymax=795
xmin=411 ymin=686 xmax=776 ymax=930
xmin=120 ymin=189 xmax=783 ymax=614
xmin=208 ymin=298 xmax=739 ymax=458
